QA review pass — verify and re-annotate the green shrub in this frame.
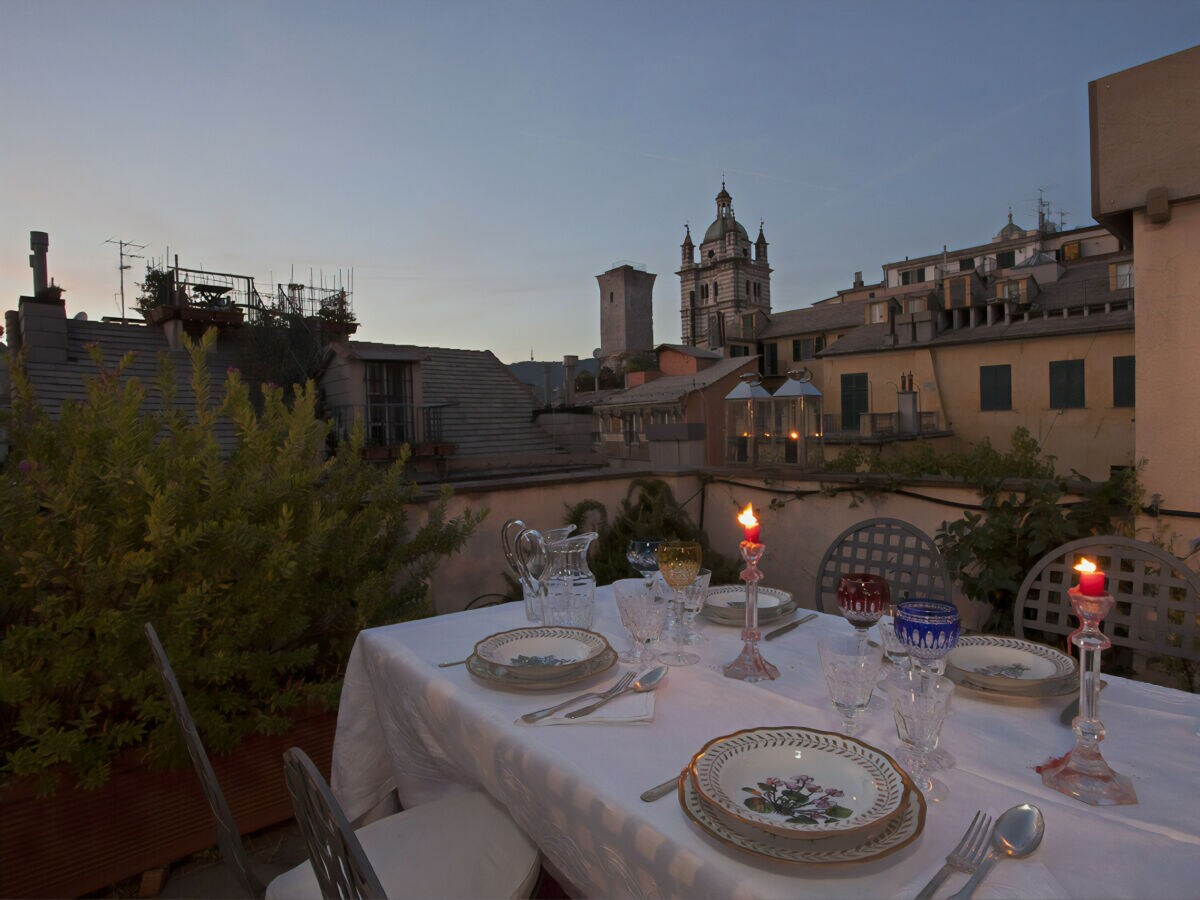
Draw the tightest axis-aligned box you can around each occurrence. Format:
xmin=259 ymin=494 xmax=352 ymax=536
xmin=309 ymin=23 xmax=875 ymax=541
xmin=0 ymin=331 xmax=482 ymax=794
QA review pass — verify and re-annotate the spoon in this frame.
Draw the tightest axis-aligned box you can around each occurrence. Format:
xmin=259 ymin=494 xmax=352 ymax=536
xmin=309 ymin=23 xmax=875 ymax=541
xmin=947 ymin=803 xmax=1045 ymax=900
xmin=564 ymin=666 xmax=667 ymax=718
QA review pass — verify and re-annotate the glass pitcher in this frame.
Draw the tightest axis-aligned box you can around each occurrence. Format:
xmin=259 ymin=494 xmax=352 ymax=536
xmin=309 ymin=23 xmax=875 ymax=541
xmin=509 ymin=522 xmax=575 ymax=622
xmin=539 ymin=532 xmax=598 ymax=629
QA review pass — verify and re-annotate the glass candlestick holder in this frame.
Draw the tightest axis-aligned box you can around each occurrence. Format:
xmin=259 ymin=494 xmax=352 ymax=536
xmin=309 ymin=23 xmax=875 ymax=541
xmin=723 ymin=540 xmax=779 ymax=682
xmin=1040 ymin=587 xmax=1137 ymax=806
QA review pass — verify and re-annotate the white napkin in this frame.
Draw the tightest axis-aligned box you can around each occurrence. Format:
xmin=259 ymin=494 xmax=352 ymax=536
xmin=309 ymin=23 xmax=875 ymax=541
xmin=517 ymin=690 xmax=655 ymax=726
xmin=893 ymin=857 xmax=1068 ymax=899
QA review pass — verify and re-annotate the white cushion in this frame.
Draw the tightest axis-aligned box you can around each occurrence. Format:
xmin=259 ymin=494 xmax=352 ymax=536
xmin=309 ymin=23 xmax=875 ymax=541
xmin=267 ymin=790 xmax=540 ymax=900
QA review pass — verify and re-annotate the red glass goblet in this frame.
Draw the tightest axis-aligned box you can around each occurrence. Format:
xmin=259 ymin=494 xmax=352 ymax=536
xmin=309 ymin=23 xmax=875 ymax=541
xmin=836 ymin=573 xmax=890 ymax=638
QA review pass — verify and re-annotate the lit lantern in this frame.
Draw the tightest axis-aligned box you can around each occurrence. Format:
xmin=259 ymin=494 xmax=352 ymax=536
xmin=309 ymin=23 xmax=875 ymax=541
xmin=772 ymin=368 xmax=824 ymax=468
xmin=724 ymin=373 xmax=773 ymax=465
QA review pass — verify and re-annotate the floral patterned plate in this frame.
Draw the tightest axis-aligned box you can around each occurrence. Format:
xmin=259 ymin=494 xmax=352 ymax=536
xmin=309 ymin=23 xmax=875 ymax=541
xmin=465 ymin=646 xmax=617 ymax=691
xmin=701 ymin=587 xmax=793 ymax=625
xmin=678 ymin=766 xmax=925 ymax=865
xmin=473 ymin=627 xmax=611 ymax=680
xmin=946 ymin=635 xmax=1075 ymax=691
xmin=689 ymin=726 xmax=909 ymax=839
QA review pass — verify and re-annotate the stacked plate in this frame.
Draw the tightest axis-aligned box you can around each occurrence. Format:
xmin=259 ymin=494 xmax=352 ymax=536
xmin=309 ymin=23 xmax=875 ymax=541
xmin=465 ymin=627 xmax=616 ymax=691
xmin=946 ymin=635 xmax=1077 ymax=699
xmin=678 ymin=726 xmax=925 ymax=864
xmin=701 ymin=586 xmax=795 ymax=626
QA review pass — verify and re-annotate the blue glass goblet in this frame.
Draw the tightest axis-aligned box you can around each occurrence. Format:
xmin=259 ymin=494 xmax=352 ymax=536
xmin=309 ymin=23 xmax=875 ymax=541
xmin=894 ymin=599 xmax=960 ymax=676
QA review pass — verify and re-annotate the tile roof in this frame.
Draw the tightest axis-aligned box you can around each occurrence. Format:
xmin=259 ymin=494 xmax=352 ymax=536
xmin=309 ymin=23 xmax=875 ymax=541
xmin=592 ymin=356 xmax=756 ymax=408
xmin=656 ymin=343 xmax=723 ymax=359
xmin=758 ymin=302 xmax=866 ymax=338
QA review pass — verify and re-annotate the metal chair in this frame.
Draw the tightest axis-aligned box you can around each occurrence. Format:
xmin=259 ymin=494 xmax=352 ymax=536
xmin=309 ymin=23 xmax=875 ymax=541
xmin=144 ymin=622 xmax=268 ymax=898
xmin=269 ymin=748 xmax=541 ymax=900
xmin=1014 ymin=536 xmax=1200 ymax=665
xmin=813 ymin=517 xmax=951 ymax=614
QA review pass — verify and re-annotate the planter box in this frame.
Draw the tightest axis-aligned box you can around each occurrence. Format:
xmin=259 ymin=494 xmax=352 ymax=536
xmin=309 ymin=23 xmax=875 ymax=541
xmin=0 ymin=707 xmax=336 ymax=899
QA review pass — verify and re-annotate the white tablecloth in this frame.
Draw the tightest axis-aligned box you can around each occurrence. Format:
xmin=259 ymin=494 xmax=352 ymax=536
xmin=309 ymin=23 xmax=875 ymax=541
xmin=332 ymin=588 xmax=1200 ymax=899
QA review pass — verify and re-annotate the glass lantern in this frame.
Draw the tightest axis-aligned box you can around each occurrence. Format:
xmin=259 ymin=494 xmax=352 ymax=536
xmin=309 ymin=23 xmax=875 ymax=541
xmin=724 ymin=373 xmax=773 ymax=465
xmin=772 ymin=368 xmax=824 ymax=468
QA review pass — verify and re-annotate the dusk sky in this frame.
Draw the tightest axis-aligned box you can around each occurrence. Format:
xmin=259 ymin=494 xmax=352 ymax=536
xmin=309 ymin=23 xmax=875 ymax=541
xmin=3 ymin=2 xmax=1198 ymax=364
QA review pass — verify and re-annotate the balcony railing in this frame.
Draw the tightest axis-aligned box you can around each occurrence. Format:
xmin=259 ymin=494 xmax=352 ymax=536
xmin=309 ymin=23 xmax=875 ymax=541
xmin=822 ymin=411 xmax=943 ymax=441
xmin=328 ymin=403 xmax=448 ymax=447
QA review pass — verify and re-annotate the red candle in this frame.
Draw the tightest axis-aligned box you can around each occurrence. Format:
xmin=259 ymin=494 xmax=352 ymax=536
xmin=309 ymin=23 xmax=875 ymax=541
xmin=1074 ymin=559 xmax=1106 ymax=596
xmin=738 ymin=504 xmax=761 ymax=544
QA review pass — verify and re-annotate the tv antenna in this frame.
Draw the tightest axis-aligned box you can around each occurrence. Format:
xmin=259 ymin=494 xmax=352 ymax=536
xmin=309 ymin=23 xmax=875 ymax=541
xmin=105 ymin=238 xmax=146 ymax=319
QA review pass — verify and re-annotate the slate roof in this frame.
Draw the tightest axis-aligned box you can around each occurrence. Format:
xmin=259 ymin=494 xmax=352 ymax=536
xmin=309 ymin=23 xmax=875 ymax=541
xmin=14 ymin=318 xmax=244 ymax=452
xmin=657 ymin=343 xmax=723 ymax=359
xmin=342 ymin=340 xmax=566 ymax=459
xmin=592 ymin=356 xmax=756 ymax=409
xmin=758 ymin=301 xmax=866 ymax=339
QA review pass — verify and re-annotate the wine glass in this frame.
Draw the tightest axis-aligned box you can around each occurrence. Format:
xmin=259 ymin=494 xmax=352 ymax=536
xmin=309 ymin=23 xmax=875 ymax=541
xmin=886 ymin=667 xmax=954 ymax=802
xmin=655 ymin=541 xmax=702 ymax=666
xmin=614 ymin=579 xmax=669 ymax=666
xmin=894 ymin=598 xmax=960 ymax=771
xmin=679 ymin=567 xmax=712 ymax=645
xmin=817 ymin=634 xmax=883 ymax=734
xmin=626 ymin=539 xmax=662 ymax=589
xmin=837 ymin=573 xmax=890 ymax=651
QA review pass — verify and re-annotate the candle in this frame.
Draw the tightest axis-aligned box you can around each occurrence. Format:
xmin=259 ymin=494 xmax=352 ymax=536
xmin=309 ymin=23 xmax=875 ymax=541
xmin=738 ymin=504 xmax=761 ymax=544
xmin=1074 ymin=558 xmax=1106 ymax=596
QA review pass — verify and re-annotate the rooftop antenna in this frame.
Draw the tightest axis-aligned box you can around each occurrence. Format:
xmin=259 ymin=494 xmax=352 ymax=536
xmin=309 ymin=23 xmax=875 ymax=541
xmin=105 ymin=238 xmax=146 ymax=319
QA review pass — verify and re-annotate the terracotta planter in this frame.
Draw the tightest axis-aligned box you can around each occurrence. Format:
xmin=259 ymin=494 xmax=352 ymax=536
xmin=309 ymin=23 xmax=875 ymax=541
xmin=0 ymin=707 xmax=336 ymax=899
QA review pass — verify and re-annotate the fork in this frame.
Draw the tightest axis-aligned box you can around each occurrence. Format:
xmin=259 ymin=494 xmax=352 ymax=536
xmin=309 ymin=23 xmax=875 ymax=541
xmin=914 ymin=810 xmax=993 ymax=899
xmin=520 ymin=671 xmax=636 ymax=723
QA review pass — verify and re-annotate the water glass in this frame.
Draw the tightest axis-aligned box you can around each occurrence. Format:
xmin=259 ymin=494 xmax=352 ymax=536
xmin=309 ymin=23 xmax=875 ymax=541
xmin=886 ymin=667 xmax=954 ymax=802
xmin=612 ymin=579 xmax=647 ymax=663
xmin=878 ymin=613 xmax=910 ymax=667
xmin=680 ymin=567 xmax=712 ymax=645
xmin=893 ymin=598 xmax=960 ymax=675
xmin=614 ymin=580 xmax=669 ymax=666
xmin=660 ymin=568 xmax=711 ymax=666
xmin=817 ymin=634 xmax=883 ymax=735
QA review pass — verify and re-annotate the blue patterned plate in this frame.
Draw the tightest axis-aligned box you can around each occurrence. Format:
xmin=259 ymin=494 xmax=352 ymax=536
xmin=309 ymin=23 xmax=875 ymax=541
xmin=473 ymin=627 xmax=610 ymax=680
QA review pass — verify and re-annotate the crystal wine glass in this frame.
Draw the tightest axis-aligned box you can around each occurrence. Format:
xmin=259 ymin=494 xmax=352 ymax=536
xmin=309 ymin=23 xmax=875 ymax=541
xmin=626 ymin=539 xmax=662 ymax=588
xmin=679 ymin=567 xmax=712 ymax=645
xmin=615 ymin=580 xmax=669 ymax=666
xmin=655 ymin=541 xmax=702 ymax=666
xmin=886 ymin=667 xmax=954 ymax=802
xmin=817 ymin=633 xmax=883 ymax=734
xmin=894 ymin=598 xmax=960 ymax=771
xmin=837 ymin=573 xmax=890 ymax=652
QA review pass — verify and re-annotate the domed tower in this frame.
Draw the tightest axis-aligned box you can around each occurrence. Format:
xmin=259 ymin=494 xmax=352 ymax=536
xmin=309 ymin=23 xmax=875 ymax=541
xmin=678 ymin=180 xmax=772 ymax=348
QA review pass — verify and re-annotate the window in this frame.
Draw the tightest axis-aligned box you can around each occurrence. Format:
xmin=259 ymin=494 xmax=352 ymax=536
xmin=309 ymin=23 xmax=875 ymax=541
xmin=689 ymin=290 xmax=696 ymax=307
xmin=713 ymin=281 xmax=719 ymax=298
xmin=708 ymin=250 xmax=715 ymax=259
xmin=742 ymin=313 xmax=754 ymax=339
xmin=841 ymin=373 xmax=869 ymax=431
xmin=1114 ymin=262 xmax=1134 ymax=290
xmin=730 ymin=345 xmax=750 ymax=358
xmin=1001 ymin=281 xmax=1023 ymax=300
xmin=901 ymin=268 xmax=927 ymax=285
xmin=907 ymin=297 xmax=927 ymax=315
xmin=869 ymin=302 xmax=888 ymax=324
xmin=793 ymin=337 xmax=819 ymax=361
xmin=763 ymin=342 xmax=779 ymax=375
xmin=1049 ymin=359 xmax=1085 ymax=409
xmin=996 ymin=250 xmax=1015 ymax=269
xmin=980 ymin=364 xmax=1012 ymax=411
xmin=1113 ymin=356 xmax=1135 ymax=407
xmin=959 ymin=257 xmax=975 ymax=271
xmin=366 ymin=361 xmax=414 ymax=446
xmin=609 ymin=291 xmax=614 ymax=303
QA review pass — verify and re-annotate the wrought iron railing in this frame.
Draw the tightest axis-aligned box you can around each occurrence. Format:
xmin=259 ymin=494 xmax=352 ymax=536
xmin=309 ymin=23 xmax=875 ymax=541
xmin=327 ymin=403 xmax=448 ymax=446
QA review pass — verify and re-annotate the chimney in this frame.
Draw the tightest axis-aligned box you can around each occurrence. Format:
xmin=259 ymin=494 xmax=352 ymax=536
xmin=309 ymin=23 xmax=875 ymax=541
xmin=29 ymin=231 xmax=49 ymax=296
xmin=563 ymin=355 xmax=578 ymax=407
xmin=853 ymin=271 xmax=864 ymax=289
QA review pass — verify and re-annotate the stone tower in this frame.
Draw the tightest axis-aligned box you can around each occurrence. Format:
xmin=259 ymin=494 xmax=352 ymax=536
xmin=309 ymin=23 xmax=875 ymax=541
xmin=678 ymin=181 xmax=772 ymax=348
xmin=597 ymin=263 xmax=656 ymax=369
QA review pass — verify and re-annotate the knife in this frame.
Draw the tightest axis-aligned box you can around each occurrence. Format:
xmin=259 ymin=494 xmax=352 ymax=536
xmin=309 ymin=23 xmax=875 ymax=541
xmin=764 ymin=613 xmax=818 ymax=641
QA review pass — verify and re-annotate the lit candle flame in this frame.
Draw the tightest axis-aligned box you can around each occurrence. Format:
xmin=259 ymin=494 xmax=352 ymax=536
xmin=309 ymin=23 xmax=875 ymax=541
xmin=789 ymin=431 xmax=799 ymax=440
xmin=1075 ymin=558 xmax=1097 ymax=575
xmin=738 ymin=504 xmax=758 ymax=529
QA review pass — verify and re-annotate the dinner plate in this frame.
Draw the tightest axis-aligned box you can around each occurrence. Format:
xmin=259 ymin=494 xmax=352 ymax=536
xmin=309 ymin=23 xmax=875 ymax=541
xmin=689 ymin=727 xmax=908 ymax=839
xmin=678 ymin=767 xmax=925 ymax=865
xmin=701 ymin=587 xmax=794 ymax=625
xmin=473 ymin=627 xmax=610 ymax=680
xmin=945 ymin=665 xmax=1079 ymax=700
xmin=701 ymin=600 xmax=797 ymax=626
xmin=465 ymin=646 xmax=617 ymax=691
xmin=946 ymin=636 xmax=1075 ymax=690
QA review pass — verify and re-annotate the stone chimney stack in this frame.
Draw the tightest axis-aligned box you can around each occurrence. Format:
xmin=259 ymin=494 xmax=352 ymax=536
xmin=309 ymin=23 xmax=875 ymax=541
xmin=853 ymin=271 xmax=864 ymax=289
xmin=29 ymin=231 xmax=49 ymax=296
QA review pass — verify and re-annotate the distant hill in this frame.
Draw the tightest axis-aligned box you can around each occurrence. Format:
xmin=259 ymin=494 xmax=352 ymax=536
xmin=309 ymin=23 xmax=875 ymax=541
xmin=508 ymin=358 xmax=600 ymax=405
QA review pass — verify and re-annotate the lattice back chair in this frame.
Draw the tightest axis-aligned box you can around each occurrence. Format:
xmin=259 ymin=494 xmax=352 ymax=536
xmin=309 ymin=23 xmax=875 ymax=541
xmin=814 ymin=518 xmax=952 ymax=614
xmin=282 ymin=748 xmax=386 ymax=900
xmin=1015 ymin=536 xmax=1200 ymax=669
xmin=143 ymin=622 xmax=265 ymax=899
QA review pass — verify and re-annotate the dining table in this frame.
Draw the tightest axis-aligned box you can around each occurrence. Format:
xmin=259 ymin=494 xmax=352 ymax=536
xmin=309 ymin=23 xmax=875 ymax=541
xmin=331 ymin=585 xmax=1200 ymax=899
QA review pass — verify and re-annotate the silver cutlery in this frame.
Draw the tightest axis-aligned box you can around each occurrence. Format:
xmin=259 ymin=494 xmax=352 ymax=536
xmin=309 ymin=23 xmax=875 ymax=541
xmin=564 ymin=666 xmax=668 ymax=719
xmin=948 ymin=804 xmax=1045 ymax=900
xmin=914 ymin=809 xmax=993 ymax=899
xmin=519 ymin=671 xmax=636 ymax=723
xmin=640 ymin=775 xmax=681 ymax=802
xmin=763 ymin=613 xmax=818 ymax=641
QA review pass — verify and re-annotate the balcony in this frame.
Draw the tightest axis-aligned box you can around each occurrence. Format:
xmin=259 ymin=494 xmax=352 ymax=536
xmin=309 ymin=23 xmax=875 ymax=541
xmin=822 ymin=411 xmax=946 ymax=443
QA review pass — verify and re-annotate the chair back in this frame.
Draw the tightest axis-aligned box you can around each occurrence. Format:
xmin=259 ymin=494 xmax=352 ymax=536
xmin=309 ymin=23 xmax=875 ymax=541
xmin=283 ymin=747 xmax=386 ymax=900
xmin=1015 ymin=536 xmax=1200 ymax=663
xmin=143 ymin=622 xmax=264 ymax=898
xmin=814 ymin=517 xmax=951 ymax=613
